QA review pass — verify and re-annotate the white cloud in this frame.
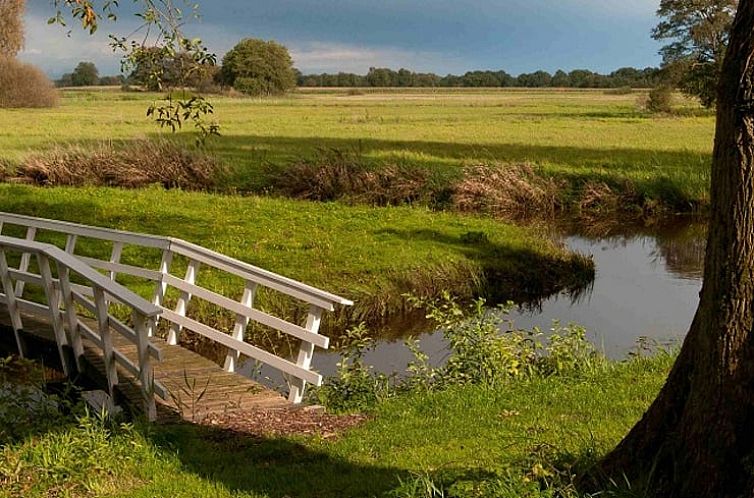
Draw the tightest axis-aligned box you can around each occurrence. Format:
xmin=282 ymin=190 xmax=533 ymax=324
xmin=18 ymin=14 xmax=132 ymax=76
xmin=289 ymin=41 xmax=462 ymax=74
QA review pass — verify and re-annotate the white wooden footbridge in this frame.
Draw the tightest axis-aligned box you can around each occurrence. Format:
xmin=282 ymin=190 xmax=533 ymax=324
xmin=0 ymin=212 xmax=352 ymax=421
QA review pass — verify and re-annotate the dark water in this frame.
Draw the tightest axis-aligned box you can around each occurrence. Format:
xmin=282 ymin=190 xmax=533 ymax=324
xmin=307 ymin=218 xmax=706 ymax=377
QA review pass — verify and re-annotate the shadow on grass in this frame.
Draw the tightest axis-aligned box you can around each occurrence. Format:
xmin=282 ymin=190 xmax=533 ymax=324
xmin=197 ymin=134 xmax=711 ymax=192
xmin=375 ymin=227 xmax=595 ymax=305
xmin=148 ymin=422 xmax=408 ymax=498
xmin=10 ymin=132 xmax=710 ymax=203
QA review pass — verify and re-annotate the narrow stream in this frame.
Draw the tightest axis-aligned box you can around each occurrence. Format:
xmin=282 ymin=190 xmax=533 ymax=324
xmin=309 ymin=217 xmax=706 ymax=377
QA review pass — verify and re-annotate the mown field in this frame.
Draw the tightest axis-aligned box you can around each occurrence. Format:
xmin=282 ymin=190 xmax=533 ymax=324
xmin=1 ymin=88 xmax=713 ymax=207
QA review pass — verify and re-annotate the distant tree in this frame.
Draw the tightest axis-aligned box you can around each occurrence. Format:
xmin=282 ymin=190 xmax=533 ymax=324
xmin=56 ymin=72 xmax=73 ymax=87
xmin=366 ymin=67 xmax=398 ymax=87
xmin=220 ymin=38 xmax=296 ymax=96
xmin=653 ymin=0 xmax=738 ymax=107
xmin=516 ymin=70 xmax=552 ymax=87
xmin=461 ymin=70 xmax=502 ymax=87
xmin=70 ymin=61 xmax=99 ymax=86
xmin=98 ymin=74 xmax=125 ymax=86
xmin=551 ymin=69 xmax=570 ymax=87
xmin=568 ymin=69 xmax=596 ymax=88
xmin=297 ymin=66 xmax=662 ymax=89
xmin=0 ymin=0 xmax=24 ymax=59
xmin=128 ymin=47 xmax=214 ymax=91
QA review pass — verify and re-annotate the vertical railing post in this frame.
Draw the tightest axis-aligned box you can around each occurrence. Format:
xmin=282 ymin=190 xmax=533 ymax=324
xmin=58 ymin=264 xmax=84 ymax=372
xmin=108 ymin=242 xmax=124 ymax=281
xmin=64 ymin=234 xmax=78 ymax=255
xmin=150 ymin=248 xmax=173 ymax=337
xmin=223 ymin=281 xmax=258 ymax=373
xmin=287 ymin=305 xmax=323 ymax=404
xmin=14 ymin=227 xmax=36 ymax=297
xmin=132 ymin=311 xmax=157 ymax=421
xmin=93 ymin=287 xmax=118 ymax=396
xmin=0 ymin=248 xmax=25 ymax=356
xmin=37 ymin=253 xmax=72 ymax=376
xmin=167 ymin=259 xmax=200 ymax=345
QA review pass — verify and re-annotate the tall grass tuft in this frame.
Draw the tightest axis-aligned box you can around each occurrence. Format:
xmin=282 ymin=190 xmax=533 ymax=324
xmin=0 ymin=58 xmax=59 ymax=108
xmin=451 ymin=163 xmax=563 ymax=219
xmin=15 ymin=139 xmax=226 ymax=190
xmin=271 ymin=149 xmax=433 ymax=205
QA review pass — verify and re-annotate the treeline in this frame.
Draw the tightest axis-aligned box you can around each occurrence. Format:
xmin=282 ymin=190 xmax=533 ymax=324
xmin=55 ymin=61 xmax=125 ymax=87
xmin=298 ymin=67 xmax=661 ymax=88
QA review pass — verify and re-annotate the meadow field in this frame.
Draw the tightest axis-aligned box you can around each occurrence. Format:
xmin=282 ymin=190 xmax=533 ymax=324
xmin=0 ymin=87 xmax=714 ymax=330
xmin=1 ymin=87 xmax=713 ymax=207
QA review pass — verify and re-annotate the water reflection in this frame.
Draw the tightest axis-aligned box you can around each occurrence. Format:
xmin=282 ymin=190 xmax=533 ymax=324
xmin=310 ymin=217 xmax=706 ymax=376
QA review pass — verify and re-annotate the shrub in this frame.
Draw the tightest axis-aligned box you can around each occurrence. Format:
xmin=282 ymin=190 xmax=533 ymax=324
xmin=314 ymin=292 xmax=605 ymax=411
xmin=234 ymin=76 xmax=268 ymax=96
xmin=221 ymin=38 xmax=296 ymax=96
xmin=314 ymin=324 xmax=393 ymax=412
xmin=15 ymin=139 xmax=225 ymax=190
xmin=0 ymin=58 xmax=59 ymax=108
xmin=451 ymin=163 xmax=562 ymax=219
xmin=272 ymin=150 xmax=433 ymax=205
xmin=646 ymin=85 xmax=673 ymax=113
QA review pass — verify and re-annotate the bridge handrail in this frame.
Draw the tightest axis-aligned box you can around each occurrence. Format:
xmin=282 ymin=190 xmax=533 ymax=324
xmin=0 ymin=235 xmax=163 ymax=419
xmin=0 ymin=211 xmax=353 ymax=404
xmin=0 ymin=212 xmax=352 ymax=309
xmin=0 ymin=236 xmax=162 ymax=316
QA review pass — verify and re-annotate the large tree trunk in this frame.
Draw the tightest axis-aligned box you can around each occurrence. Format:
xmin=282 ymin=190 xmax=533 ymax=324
xmin=593 ymin=3 xmax=754 ymax=497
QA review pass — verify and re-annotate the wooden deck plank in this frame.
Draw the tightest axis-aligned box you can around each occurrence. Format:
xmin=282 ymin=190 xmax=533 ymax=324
xmin=0 ymin=309 xmax=289 ymax=421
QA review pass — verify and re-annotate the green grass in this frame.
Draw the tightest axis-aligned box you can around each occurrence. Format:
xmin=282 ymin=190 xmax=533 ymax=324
xmin=0 ymin=353 xmax=674 ymax=497
xmin=0 ymin=88 xmax=714 ymax=209
xmin=0 ymin=184 xmax=591 ymax=333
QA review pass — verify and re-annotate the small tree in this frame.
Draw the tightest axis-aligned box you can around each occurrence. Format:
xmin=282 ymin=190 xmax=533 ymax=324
xmin=653 ymin=0 xmax=738 ymax=107
xmin=220 ymin=38 xmax=296 ymax=96
xmin=646 ymin=85 xmax=674 ymax=113
xmin=0 ymin=0 xmax=24 ymax=59
xmin=70 ymin=61 xmax=99 ymax=86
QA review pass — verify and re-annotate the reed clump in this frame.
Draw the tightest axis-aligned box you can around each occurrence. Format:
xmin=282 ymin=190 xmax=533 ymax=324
xmin=451 ymin=162 xmax=563 ymax=219
xmin=271 ymin=150 xmax=433 ymax=206
xmin=16 ymin=139 xmax=225 ymax=190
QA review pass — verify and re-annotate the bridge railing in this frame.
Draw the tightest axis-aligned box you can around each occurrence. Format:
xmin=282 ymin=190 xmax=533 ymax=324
xmin=0 ymin=235 xmax=164 ymax=419
xmin=0 ymin=212 xmax=353 ymax=403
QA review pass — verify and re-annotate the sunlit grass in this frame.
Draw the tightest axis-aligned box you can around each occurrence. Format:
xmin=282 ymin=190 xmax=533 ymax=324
xmin=0 ymin=88 xmax=714 ymax=204
xmin=0 ymin=353 xmax=674 ymax=497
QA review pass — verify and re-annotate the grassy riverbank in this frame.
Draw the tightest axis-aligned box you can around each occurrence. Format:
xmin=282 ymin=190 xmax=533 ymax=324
xmin=0 ymin=184 xmax=592 ymax=333
xmin=0 ymin=88 xmax=714 ymax=214
xmin=0 ymin=352 xmax=673 ymax=497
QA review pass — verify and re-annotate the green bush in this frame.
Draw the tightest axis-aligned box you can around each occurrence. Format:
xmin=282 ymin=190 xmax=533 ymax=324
xmin=315 ymin=292 xmax=605 ymax=411
xmin=647 ymin=85 xmax=673 ymax=113
xmin=221 ymin=38 xmax=296 ymax=96
xmin=233 ymin=76 xmax=270 ymax=96
xmin=314 ymin=324 xmax=393 ymax=411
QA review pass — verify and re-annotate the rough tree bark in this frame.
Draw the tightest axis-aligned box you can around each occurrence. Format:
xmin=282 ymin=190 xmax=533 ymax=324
xmin=593 ymin=3 xmax=754 ymax=497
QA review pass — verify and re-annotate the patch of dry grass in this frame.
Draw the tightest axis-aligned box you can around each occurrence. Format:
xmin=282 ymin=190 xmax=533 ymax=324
xmin=271 ymin=150 xmax=433 ymax=205
xmin=15 ymin=139 xmax=226 ymax=191
xmin=451 ymin=163 xmax=562 ymax=219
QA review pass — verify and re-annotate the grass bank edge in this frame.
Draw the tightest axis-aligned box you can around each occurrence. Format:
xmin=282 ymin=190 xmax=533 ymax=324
xmin=0 ymin=184 xmax=593 ymax=336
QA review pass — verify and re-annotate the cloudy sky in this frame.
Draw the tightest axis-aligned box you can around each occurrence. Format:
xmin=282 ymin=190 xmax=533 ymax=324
xmin=20 ymin=0 xmax=662 ymax=78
